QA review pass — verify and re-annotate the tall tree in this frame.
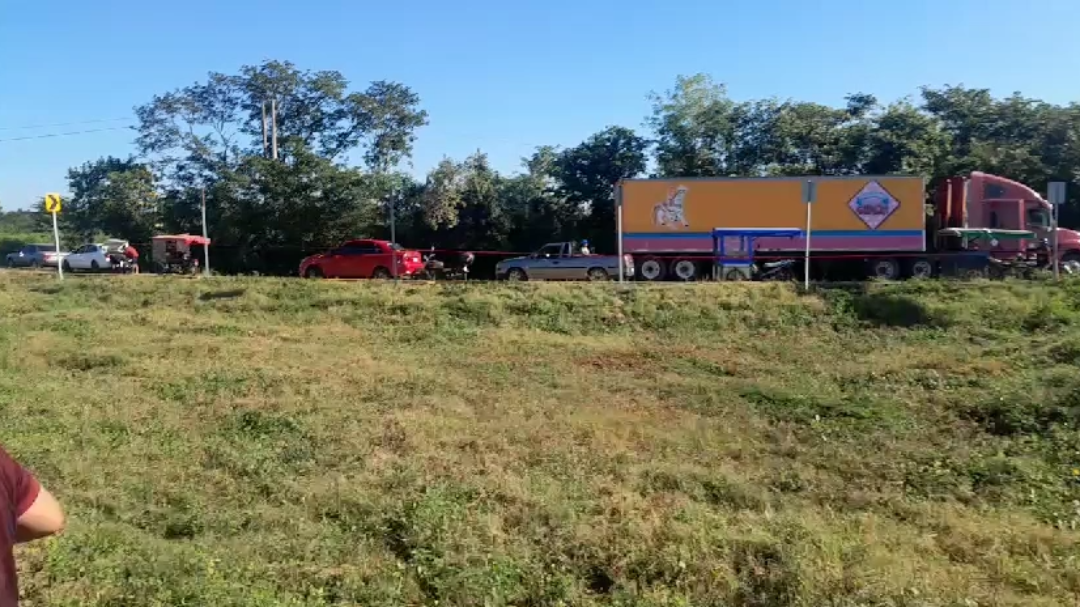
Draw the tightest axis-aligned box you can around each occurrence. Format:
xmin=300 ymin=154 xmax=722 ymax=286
xmin=553 ymin=126 xmax=648 ymax=251
xmin=64 ymin=157 xmax=159 ymax=243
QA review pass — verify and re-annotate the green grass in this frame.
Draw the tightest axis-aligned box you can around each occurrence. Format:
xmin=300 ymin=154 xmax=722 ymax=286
xmin=2 ymin=273 xmax=1080 ymax=606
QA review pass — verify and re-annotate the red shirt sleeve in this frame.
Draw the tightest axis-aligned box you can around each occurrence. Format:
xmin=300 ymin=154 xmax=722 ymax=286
xmin=0 ymin=447 xmax=40 ymax=519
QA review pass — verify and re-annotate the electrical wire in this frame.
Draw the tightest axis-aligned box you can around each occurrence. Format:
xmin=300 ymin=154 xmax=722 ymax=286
xmin=0 ymin=125 xmax=135 ymax=143
xmin=0 ymin=117 xmax=133 ymax=132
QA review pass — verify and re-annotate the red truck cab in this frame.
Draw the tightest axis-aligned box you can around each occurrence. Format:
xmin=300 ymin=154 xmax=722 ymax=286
xmin=300 ymin=239 xmax=424 ymax=279
xmin=936 ymin=172 xmax=1080 ymax=263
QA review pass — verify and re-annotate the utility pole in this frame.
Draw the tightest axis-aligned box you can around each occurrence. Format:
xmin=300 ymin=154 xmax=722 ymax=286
xmin=270 ymin=97 xmax=278 ymax=161
xmin=261 ymin=101 xmax=269 ymax=157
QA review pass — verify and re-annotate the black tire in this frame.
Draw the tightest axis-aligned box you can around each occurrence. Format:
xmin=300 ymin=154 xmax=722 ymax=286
xmin=507 ymin=268 xmax=527 ymax=282
xmin=372 ymin=267 xmax=392 ymax=279
xmin=305 ymin=266 xmax=324 ymax=279
xmin=63 ymin=260 xmax=72 ymax=272
xmin=30 ymin=259 xmax=41 ymax=269
xmin=908 ymin=259 xmax=934 ymax=279
xmin=1061 ymin=251 xmax=1080 ymax=265
xmin=90 ymin=260 xmax=100 ymax=271
xmin=586 ymin=267 xmax=609 ymax=281
xmin=724 ymin=268 xmax=746 ymax=281
xmin=6 ymin=259 xmax=14 ymax=269
xmin=637 ymin=258 xmax=665 ymax=281
xmin=672 ymin=259 xmax=697 ymax=281
xmin=869 ymin=258 xmax=900 ymax=280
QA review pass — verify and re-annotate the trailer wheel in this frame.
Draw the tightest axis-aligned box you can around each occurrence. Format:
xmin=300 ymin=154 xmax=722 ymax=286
xmin=870 ymin=258 xmax=900 ymax=280
xmin=724 ymin=268 xmax=746 ymax=281
xmin=638 ymin=258 xmax=665 ymax=281
xmin=672 ymin=259 xmax=697 ymax=281
xmin=908 ymin=259 xmax=934 ymax=279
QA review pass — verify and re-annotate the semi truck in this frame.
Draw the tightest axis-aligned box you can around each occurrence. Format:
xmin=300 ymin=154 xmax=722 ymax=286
xmin=615 ymin=172 xmax=1080 ymax=281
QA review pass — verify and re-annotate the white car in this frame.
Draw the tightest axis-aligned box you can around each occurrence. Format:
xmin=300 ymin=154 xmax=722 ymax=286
xmin=63 ymin=243 xmax=114 ymax=271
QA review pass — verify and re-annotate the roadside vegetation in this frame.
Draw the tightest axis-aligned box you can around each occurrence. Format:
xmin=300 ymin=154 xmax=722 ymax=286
xmin=2 ymin=273 xmax=1079 ymax=606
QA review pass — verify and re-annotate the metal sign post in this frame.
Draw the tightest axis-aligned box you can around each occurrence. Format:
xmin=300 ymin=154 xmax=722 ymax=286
xmin=44 ymin=193 xmax=63 ymax=280
xmin=1049 ymin=182 xmax=1066 ymax=280
xmin=389 ymin=187 xmax=398 ymax=282
xmin=802 ymin=180 xmax=816 ymax=290
xmin=201 ymin=188 xmax=211 ymax=276
xmin=615 ymin=183 xmax=624 ymax=284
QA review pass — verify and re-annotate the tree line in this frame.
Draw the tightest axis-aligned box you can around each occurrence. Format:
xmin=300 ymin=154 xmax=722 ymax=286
xmin=39 ymin=61 xmax=1080 ymax=274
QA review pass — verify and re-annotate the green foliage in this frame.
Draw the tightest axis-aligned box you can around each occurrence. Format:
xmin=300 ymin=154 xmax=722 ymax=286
xmin=58 ymin=65 xmax=1080 ymax=271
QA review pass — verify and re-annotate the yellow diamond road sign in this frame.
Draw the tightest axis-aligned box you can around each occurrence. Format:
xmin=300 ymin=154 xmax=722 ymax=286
xmin=44 ymin=193 xmax=62 ymax=214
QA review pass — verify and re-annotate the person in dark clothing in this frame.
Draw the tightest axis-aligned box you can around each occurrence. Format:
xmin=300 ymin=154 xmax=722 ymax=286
xmin=0 ymin=446 xmax=64 ymax=606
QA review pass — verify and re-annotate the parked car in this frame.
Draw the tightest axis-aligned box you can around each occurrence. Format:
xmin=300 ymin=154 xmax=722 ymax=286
xmin=495 ymin=241 xmax=634 ymax=281
xmin=63 ymin=243 xmax=114 ymax=272
xmin=5 ymin=243 xmax=65 ymax=268
xmin=299 ymin=239 xmax=424 ymax=279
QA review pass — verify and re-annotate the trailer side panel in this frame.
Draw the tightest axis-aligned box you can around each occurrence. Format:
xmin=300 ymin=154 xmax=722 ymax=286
xmin=620 ymin=176 xmax=926 ymax=254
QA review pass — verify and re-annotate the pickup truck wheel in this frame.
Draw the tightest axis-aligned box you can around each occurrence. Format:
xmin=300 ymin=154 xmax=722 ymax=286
xmin=638 ymin=258 xmax=665 ymax=281
xmin=372 ymin=267 xmax=392 ymax=279
xmin=586 ymin=267 xmax=609 ymax=281
xmin=507 ymin=268 xmax=527 ymax=281
xmin=672 ymin=259 xmax=697 ymax=281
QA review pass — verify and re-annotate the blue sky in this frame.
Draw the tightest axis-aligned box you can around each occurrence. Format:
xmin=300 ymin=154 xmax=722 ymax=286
xmin=1 ymin=0 xmax=1078 ymax=210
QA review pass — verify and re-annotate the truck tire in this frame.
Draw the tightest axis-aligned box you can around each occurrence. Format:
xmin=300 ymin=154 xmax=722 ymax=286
xmin=869 ymin=258 xmax=900 ymax=280
xmin=672 ymin=259 xmax=697 ymax=281
xmin=586 ymin=267 xmax=609 ymax=281
xmin=507 ymin=268 xmax=528 ymax=281
xmin=638 ymin=258 xmax=665 ymax=281
xmin=724 ymin=268 xmax=746 ymax=281
xmin=908 ymin=259 xmax=933 ymax=279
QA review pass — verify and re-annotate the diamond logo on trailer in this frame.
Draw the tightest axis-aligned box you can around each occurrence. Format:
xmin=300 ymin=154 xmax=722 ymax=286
xmin=848 ymin=181 xmax=899 ymax=230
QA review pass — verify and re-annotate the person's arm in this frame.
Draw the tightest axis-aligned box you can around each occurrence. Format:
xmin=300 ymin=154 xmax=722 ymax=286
xmin=15 ymin=485 xmax=64 ymax=543
xmin=2 ymin=448 xmax=64 ymax=543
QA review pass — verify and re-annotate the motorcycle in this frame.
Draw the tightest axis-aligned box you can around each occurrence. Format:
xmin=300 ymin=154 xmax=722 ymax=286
xmin=422 ymin=248 xmax=475 ymax=281
xmin=756 ymin=259 xmax=798 ymax=281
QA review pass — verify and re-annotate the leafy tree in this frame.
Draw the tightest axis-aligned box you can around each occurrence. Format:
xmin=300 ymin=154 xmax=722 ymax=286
xmin=64 ymin=157 xmax=159 ymax=243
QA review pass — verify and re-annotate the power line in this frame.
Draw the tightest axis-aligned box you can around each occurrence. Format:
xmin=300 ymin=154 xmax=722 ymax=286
xmin=0 ymin=125 xmax=135 ymax=143
xmin=0 ymin=116 xmax=133 ymax=132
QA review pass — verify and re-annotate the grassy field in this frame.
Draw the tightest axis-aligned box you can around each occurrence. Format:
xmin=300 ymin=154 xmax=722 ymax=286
xmin=2 ymin=272 xmax=1079 ymax=606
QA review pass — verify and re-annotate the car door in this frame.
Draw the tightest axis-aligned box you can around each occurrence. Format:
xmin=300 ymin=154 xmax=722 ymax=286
xmin=334 ymin=244 xmax=368 ymax=279
xmin=14 ymin=245 xmax=35 ymax=267
xmin=527 ymin=244 xmax=562 ymax=279
xmin=67 ymin=245 xmax=89 ymax=269
xmin=549 ymin=243 xmax=588 ymax=280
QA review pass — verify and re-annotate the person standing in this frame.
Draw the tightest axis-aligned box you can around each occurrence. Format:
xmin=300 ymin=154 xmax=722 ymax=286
xmin=123 ymin=243 xmax=140 ymax=275
xmin=0 ymin=446 xmax=64 ymax=607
